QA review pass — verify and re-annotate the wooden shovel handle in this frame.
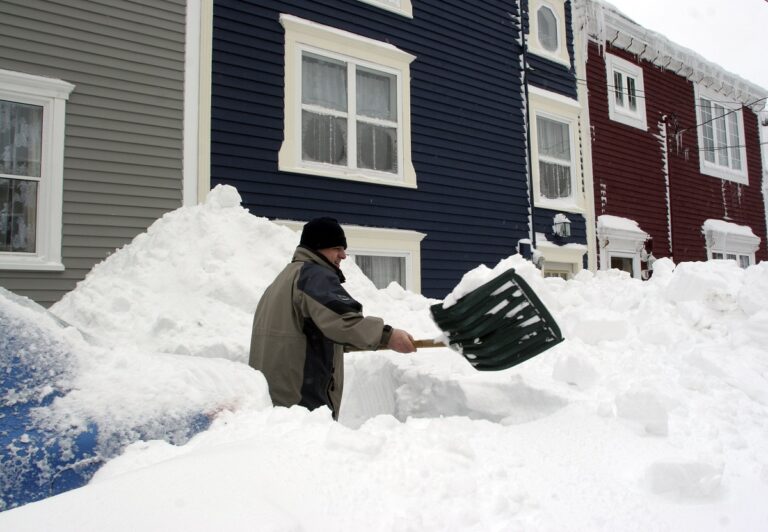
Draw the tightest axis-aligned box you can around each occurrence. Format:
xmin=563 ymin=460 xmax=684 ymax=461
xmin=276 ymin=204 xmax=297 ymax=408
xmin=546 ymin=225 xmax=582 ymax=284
xmin=412 ymin=339 xmax=446 ymax=349
xmin=346 ymin=339 xmax=446 ymax=352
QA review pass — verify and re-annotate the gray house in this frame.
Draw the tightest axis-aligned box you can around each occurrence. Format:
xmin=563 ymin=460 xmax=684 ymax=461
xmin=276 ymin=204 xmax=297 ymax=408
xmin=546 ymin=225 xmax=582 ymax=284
xmin=0 ymin=0 xmax=213 ymax=306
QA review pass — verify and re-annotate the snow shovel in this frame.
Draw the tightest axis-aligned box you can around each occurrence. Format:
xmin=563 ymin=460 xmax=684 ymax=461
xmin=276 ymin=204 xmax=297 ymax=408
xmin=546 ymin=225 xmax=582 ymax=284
xmin=354 ymin=268 xmax=563 ymax=371
xmin=428 ymin=268 xmax=563 ymax=371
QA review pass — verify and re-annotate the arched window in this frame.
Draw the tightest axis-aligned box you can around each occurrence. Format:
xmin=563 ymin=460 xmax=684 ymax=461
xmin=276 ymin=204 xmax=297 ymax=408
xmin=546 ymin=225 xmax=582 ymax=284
xmin=537 ymin=6 xmax=558 ymax=52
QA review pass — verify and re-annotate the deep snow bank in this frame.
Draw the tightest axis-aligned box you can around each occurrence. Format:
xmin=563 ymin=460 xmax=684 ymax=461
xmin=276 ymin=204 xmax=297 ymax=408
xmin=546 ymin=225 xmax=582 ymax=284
xmin=51 ymin=185 xmax=439 ymax=363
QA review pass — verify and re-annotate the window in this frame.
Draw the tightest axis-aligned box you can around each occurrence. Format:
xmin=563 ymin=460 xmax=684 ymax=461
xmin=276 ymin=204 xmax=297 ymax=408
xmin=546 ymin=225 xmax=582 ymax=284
xmin=528 ymin=87 xmax=582 ymax=211
xmin=280 ymin=14 xmax=417 ymax=188
xmin=350 ymin=253 xmax=406 ymax=289
xmin=605 ymin=54 xmax=647 ymax=130
xmin=356 ymin=0 xmax=413 ymax=18
xmin=0 ymin=69 xmax=74 ymax=271
xmin=703 ymin=219 xmax=759 ymax=268
xmin=275 ymin=219 xmax=426 ymax=292
xmin=527 ymin=0 xmax=570 ymax=66
xmin=695 ymin=85 xmax=748 ymax=183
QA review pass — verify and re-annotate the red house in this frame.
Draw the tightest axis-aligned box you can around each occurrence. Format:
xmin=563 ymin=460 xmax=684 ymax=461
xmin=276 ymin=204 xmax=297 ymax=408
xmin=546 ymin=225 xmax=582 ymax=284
xmin=576 ymin=1 xmax=768 ymax=278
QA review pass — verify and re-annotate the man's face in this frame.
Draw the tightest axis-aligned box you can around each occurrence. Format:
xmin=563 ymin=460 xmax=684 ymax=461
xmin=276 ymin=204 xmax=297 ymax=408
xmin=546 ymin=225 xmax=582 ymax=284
xmin=318 ymin=246 xmax=347 ymax=268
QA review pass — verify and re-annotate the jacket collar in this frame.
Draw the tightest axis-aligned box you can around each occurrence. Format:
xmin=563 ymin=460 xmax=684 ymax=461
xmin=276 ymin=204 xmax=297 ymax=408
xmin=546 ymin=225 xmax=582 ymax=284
xmin=293 ymin=245 xmax=346 ymax=283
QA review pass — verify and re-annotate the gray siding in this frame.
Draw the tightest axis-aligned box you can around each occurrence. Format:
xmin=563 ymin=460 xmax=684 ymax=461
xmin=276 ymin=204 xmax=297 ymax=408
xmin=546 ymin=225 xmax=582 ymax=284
xmin=0 ymin=0 xmax=186 ymax=306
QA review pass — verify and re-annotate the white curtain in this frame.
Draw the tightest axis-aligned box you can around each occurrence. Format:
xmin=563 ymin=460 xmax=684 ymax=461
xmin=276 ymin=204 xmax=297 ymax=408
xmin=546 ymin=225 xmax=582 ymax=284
xmin=301 ymin=53 xmax=348 ymax=165
xmin=356 ymin=68 xmax=397 ymax=173
xmin=537 ymin=116 xmax=571 ymax=199
xmin=355 ymin=255 xmax=405 ymax=289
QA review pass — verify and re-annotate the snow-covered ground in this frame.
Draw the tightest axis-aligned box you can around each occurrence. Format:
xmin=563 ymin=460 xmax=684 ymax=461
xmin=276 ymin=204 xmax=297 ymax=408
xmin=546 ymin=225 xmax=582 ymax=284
xmin=1 ymin=185 xmax=768 ymax=531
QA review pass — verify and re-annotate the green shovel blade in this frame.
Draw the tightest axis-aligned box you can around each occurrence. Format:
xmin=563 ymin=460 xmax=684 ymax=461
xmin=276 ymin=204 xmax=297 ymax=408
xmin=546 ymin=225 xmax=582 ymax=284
xmin=430 ymin=268 xmax=563 ymax=371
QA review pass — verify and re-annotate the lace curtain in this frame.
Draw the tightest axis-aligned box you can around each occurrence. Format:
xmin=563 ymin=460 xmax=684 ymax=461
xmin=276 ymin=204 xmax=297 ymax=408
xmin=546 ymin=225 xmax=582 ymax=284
xmin=355 ymin=255 xmax=405 ymax=289
xmin=537 ymin=116 xmax=571 ymax=199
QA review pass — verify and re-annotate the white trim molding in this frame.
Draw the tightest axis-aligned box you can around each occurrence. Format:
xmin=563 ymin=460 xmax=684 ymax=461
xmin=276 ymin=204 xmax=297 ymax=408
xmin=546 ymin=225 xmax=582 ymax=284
xmin=356 ymin=0 xmax=413 ymax=18
xmin=0 ymin=69 xmax=74 ymax=271
xmin=279 ymin=14 xmax=417 ymax=188
xmin=184 ymin=0 xmax=213 ymax=205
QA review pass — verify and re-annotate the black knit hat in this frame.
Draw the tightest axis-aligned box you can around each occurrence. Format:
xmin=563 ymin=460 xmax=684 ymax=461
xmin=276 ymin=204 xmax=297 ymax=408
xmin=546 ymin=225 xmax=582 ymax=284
xmin=300 ymin=217 xmax=347 ymax=250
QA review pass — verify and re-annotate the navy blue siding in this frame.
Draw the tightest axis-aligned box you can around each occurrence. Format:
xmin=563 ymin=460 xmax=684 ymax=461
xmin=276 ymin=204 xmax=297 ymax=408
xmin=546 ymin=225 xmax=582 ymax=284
xmin=211 ymin=0 xmax=530 ymax=298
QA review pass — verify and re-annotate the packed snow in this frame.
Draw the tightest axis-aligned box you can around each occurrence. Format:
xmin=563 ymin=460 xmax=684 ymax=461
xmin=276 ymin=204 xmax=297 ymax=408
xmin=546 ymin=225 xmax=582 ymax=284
xmin=1 ymin=185 xmax=768 ymax=531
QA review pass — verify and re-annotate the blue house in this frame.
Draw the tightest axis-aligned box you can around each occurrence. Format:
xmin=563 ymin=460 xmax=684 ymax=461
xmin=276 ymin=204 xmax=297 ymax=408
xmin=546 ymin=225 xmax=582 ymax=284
xmin=209 ymin=0 xmax=588 ymax=298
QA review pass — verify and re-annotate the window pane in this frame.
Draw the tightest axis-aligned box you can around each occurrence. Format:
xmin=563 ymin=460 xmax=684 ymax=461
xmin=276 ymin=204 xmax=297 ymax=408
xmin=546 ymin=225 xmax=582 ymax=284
xmin=302 ymin=111 xmax=347 ymax=165
xmin=713 ymin=104 xmax=728 ymax=166
xmin=356 ymin=67 xmax=396 ymax=121
xmin=0 ymin=177 xmax=37 ymax=252
xmin=727 ymin=112 xmax=741 ymax=170
xmin=626 ymin=76 xmax=637 ymax=111
xmin=0 ymin=100 xmax=43 ymax=178
xmin=355 ymin=255 xmax=405 ymax=289
xmin=700 ymin=99 xmax=715 ymax=163
xmin=712 ymin=252 xmax=724 ymax=260
xmin=537 ymin=116 xmax=570 ymax=160
xmin=726 ymin=253 xmax=737 ymax=261
xmin=539 ymin=161 xmax=571 ymax=199
xmin=613 ymin=72 xmax=624 ymax=107
xmin=357 ymin=122 xmax=397 ymax=173
xmin=537 ymin=7 xmax=558 ymax=52
xmin=610 ymin=256 xmax=634 ymax=276
xmin=302 ymin=53 xmax=347 ymax=112
xmin=738 ymin=255 xmax=751 ymax=268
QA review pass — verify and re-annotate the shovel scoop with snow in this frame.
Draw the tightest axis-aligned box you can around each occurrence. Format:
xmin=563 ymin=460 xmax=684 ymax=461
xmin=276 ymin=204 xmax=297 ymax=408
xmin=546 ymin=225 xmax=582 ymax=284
xmin=413 ymin=268 xmax=564 ymax=371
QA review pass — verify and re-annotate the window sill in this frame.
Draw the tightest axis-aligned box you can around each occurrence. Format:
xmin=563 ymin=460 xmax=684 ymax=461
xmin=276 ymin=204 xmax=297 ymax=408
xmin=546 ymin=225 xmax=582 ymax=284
xmin=608 ymin=109 xmax=647 ymax=131
xmin=700 ymin=163 xmax=748 ymax=185
xmin=535 ymin=197 xmax=583 ymax=213
xmin=0 ymin=255 xmax=65 ymax=271
xmin=279 ymin=161 xmax=417 ymax=189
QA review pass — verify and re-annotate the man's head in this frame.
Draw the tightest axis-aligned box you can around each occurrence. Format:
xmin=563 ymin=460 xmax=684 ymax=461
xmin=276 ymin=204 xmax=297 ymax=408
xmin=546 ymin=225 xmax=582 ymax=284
xmin=300 ymin=217 xmax=348 ymax=267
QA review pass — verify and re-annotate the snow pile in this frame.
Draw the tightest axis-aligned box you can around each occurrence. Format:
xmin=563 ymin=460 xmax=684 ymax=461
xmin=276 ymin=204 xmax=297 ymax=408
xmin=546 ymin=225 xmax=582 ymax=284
xmin=2 ymin=185 xmax=768 ymax=530
xmin=51 ymin=186 xmax=439 ymax=362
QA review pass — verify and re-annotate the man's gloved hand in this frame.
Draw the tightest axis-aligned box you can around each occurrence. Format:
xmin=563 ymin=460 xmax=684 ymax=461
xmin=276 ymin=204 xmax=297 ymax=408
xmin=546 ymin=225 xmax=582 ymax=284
xmin=387 ymin=328 xmax=417 ymax=353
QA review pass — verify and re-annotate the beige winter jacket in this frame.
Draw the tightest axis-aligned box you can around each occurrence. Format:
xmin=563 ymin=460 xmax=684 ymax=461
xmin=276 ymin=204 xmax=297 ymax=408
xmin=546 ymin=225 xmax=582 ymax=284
xmin=249 ymin=246 xmax=391 ymax=419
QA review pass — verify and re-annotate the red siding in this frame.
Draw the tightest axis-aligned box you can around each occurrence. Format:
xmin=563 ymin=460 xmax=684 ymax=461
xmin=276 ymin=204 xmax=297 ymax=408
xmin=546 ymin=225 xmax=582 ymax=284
xmin=587 ymin=42 xmax=767 ymax=265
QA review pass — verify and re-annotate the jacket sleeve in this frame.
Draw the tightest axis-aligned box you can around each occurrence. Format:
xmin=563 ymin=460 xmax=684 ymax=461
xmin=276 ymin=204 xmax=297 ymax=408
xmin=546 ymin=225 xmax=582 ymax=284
xmin=296 ymin=264 xmax=388 ymax=350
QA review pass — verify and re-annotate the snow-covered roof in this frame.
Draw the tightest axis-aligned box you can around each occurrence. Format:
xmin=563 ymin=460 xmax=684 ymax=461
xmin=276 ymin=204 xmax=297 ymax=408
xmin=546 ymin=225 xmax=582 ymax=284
xmin=573 ymin=0 xmax=768 ymax=112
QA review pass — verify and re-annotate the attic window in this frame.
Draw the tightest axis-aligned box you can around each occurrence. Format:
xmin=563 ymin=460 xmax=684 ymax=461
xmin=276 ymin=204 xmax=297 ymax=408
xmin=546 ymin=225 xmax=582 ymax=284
xmin=537 ymin=7 xmax=558 ymax=52
xmin=527 ymin=0 xmax=569 ymax=66
xmin=605 ymin=54 xmax=647 ymax=131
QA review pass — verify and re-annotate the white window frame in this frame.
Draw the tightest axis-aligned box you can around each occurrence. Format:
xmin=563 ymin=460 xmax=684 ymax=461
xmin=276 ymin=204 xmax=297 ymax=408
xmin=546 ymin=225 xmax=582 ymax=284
xmin=0 ymin=69 xmax=74 ymax=271
xmin=527 ymin=0 xmax=570 ymax=67
xmin=274 ymin=220 xmax=425 ymax=293
xmin=528 ymin=86 xmax=583 ymax=212
xmin=703 ymin=220 xmax=759 ymax=267
xmin=356 ymin=0 xmax=413 ymax=18
xmin=279 ymin=14 xmax=417 ymax=188
xmin=605 ymin=53 xmax=647 ymax=131
xmin=694 ymin=84 xmax=749 ymax=184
